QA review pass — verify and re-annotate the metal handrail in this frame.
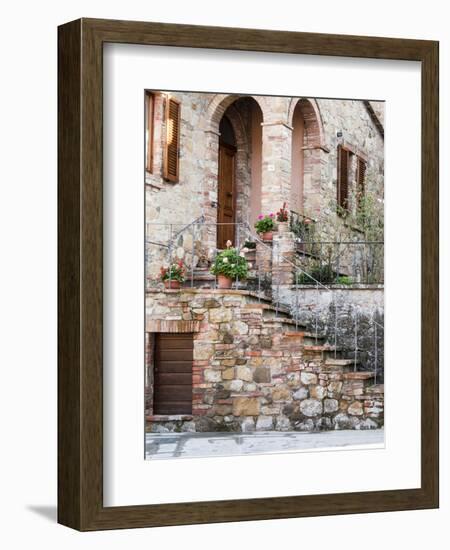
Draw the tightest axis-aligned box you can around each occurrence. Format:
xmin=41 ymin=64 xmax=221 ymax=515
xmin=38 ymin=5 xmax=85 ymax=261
xmin=146 ymin=219 xmax=384 ymax=373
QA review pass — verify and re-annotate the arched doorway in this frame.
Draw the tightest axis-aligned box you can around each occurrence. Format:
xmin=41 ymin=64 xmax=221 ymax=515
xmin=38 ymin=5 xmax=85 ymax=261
xmin=217 ymin=116 xmax=237 ymax=249
xmin=216 ymin=97 xmax=263 ymax=249
xmin=291 ymin=102 xmax=305 ymax=213
xmin=290 ymin=98 xmax=324 ymax=215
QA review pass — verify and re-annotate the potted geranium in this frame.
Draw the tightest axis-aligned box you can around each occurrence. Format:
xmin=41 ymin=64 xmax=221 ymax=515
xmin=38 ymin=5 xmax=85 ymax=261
xmin=210 ymin=241 xmax=249 ymax=289
xmin=254 ymin=213 xmax=276 ymax=241
xmin=276 ymin=202 xmax=289 ymax=233
xmin=160 ymin=260 xmax=185 ymax=289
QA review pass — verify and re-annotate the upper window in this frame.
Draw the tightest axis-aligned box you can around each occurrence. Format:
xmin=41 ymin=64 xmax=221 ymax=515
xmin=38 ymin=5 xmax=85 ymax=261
xmin=337 ymin=145 xmax=368 ymax=215
xmin=163 ymin=96 xmax=181 ymax=183
xmin=356 ymin=156 xmax=367 ymax=209
xmin=337 ymin=145 xmax=351 ymax=214
xmin=145 ymin=92 xmax=154 ymax=174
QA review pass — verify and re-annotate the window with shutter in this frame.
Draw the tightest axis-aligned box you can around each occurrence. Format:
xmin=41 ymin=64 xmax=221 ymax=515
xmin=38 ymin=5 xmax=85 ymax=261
xmin=356 ymin=156 xmax=367 ymax=208
xmin=337 ymin=145 xmax=350 ymax=213
xmin=145 ymin=92 xmax=154 ymax=173
xmin=163 ymin=97 xmax=181 ymax=183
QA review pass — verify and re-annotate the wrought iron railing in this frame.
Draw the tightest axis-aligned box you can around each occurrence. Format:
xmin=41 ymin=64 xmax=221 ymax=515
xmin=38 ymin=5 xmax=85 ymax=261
xmin=145 ymin=219 xmax=384 ymax=380
xmin=295 ymin=240 xmax=384 ymax=285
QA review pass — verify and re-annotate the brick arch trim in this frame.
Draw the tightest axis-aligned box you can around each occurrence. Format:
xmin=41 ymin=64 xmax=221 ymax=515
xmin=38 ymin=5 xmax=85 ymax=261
xmin=287 ymin=98 xmax=326 ymax=149
xmin=205 ymin=93 xmax=266 ymax=132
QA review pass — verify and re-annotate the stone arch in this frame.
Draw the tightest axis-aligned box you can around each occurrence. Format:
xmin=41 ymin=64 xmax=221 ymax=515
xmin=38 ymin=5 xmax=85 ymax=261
xmin=219 ymin=98 xmax=263 ymax=232
xmin=289 ymin=98 xmax=325 ymax=216
xmin=201 ymin=94 xmax=264 ymax=250
xmin=287 ymin=98 xmax=325 ymax=148
xmin=205 ymin=93 xmax=267 ymax=133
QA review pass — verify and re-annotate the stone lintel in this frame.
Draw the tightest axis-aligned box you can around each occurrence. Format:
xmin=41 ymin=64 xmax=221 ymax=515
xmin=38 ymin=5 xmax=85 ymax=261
xmin=146 ymin=319 xmax=200 ymax=333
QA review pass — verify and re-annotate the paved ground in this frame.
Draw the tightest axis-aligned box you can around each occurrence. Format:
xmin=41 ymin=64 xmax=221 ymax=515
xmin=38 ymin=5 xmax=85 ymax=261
xmin=145 ymin=429 xmax=384 ymax=460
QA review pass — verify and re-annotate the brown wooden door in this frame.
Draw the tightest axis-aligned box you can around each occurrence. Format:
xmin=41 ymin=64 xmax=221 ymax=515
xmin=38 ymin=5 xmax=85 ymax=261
xmin=217 ymin=142 xmax=236 ymax=249
xmin=153 ymin=333 xmax=193 ymax=415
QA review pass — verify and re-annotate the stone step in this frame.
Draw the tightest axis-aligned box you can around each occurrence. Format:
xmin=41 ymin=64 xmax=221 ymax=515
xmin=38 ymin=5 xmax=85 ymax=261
xmin=321 ymin=358 xmax=357 ymax=372
xmin=303 ymin=344 xmax=341 ymax=353
xmin=302 ymin=344 xmax=343 ymax=360
xmin=283 ymin=330 xmax=325 ymax=339
xmin=365 ymin=383 xmax=384 ymax=395
xmin=325 ymin=359 xmax=358 ymax=367
xmin=343 ymin=371 xmax=375 ymax=381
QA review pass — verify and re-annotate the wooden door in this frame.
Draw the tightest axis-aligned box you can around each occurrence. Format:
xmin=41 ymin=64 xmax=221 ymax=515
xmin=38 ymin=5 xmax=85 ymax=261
xmin=217 ymin=142 xmax=236 ymax=249
xmin=153 ymin=333 xmax=193 ymax=415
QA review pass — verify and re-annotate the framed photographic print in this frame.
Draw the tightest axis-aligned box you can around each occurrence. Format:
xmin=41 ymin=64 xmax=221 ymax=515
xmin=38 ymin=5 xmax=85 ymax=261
xmin=58 ymin=18 xmax=439 ymax=530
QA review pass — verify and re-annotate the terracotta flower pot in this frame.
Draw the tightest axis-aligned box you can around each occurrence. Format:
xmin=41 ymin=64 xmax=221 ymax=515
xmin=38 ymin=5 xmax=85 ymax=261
xmin=260 ymin=231 xmax=273 ymax=241
xmin=163 ymin=279 xmax=181 ymax=289
xmin=217 ymin=274 xmax=233 ymax=289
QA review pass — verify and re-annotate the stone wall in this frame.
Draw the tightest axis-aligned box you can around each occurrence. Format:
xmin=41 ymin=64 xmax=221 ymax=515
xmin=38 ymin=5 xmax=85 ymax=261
xmin=279 ymin=284 xmax=384 ymax=378
xmin=145 ymin=92 xmax=384 ymax=286
xmin=146 ymin=289 xmax=384 ymax=433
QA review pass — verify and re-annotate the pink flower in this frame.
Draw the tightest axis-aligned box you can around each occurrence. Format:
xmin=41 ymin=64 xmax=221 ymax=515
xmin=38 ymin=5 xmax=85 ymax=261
xmin=258 ymin=214 xmax=263 ymax=220
xmin=269 ymin=213 xmax=274 ymax=217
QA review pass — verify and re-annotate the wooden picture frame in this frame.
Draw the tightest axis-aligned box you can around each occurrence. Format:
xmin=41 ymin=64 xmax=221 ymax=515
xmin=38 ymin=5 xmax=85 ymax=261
xmin=58 ymin=18 xmax=439 ymax=531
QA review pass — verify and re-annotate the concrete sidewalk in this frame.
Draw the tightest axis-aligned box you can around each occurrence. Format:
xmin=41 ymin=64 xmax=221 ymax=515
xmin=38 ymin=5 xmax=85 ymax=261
xmin=145 ymin=429 xmax=384 ymax=460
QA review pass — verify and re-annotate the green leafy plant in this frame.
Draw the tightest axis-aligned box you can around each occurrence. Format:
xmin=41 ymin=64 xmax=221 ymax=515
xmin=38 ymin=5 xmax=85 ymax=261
xmin=289 ymin=213 xmax=315 ymax=242
xmin=243 ymin=240 xmax=256 ymax=249
xmin=160 ymin=260 xmax=185 ymax=282
xmin=254 ymin=213 xmax=276 ymax=233
xmin=210 ymin=247 xmax=249 ymax=280
xmin=295 ymin=263 xmax=335 ymax=285
xmin=336 ymin=275 xmax=353 ymax=285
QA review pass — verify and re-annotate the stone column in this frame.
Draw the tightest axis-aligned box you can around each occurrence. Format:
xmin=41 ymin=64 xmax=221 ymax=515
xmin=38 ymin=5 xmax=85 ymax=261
xmin=202 ymin=129 xmax=220 ymax=259
xmin=261 ymin=122 xmax=292 ymax=216
xmin=272 ymin=231 xmax=296 ymax=290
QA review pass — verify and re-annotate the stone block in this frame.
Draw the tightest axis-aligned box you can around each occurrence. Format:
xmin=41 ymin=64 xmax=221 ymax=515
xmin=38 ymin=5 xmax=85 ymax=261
xmin=271 ymin=385 xmax=291 ymax=401
xmin=241 ymin=416 xmax=256 ymax=433
xmin=348 ymin=401 xmax=364 ymax=416
xmin=236 ymin=365 xmax=253 ymax=382
xmin=293 ymin=387 xmax=308 ymax=401
xmin=275 ymin=415 xmax=292 ymax=431
xmin=204 ymin=369 xmax=221 ymax=383
xmin=222 ymin=367 xmax=235 ymax=380
xmin=300 ymin=372 xmax=318 ymax=385
xmin=253 ymin=367 xmax=271 ymax=383
xmin=229 ymin=379 xmax=243 ymax=392
xmin=310 ymin=384 xmax=326 ymax=400
xmin=204 ymin=299 xmax=221 ymax=308
xmin=256 ymin=415 xmax=274 ymax=431
xmin=323 ymin=398 xmax=339 ymax=413
xmin=209 ymin=308 xmax=232 ymax=323
xmin=194 ymin=343 xmax=215 ymax=360
xmin=231 ymin=321 xmax=249 ymax=335
xmin=295 ymin=418 xmax=315 ymax=432
xmin=327 ymin=380 xmax=343 ymax=395
xmin=233 ymin=397 xmax=260 ymax=416
xmin=300 ymin=398 xmax=323 ymax=417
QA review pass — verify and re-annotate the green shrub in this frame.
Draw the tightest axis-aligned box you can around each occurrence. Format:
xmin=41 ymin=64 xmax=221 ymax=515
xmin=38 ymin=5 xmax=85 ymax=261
xmin=210 ymin=248 xmax=249 ymax=279
xmin=255 ymin=214 xmax=276 ymax=233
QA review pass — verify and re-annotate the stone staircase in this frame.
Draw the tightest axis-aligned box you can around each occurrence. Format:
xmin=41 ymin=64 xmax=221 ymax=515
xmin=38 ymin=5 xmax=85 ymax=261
xmin=179 ymin=253 xmax=382 ymax=395
xmin=146 ymin=281 xmax=384 ymax=433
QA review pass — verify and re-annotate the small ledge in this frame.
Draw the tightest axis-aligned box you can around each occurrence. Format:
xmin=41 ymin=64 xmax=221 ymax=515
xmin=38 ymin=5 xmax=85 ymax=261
xmin=147 ymin=415 xmax=193 ymax=422
xmin=343 ymin=372 xmax=375 ymax=380
xmin=289 ymin=284 xmax=384 ymax=290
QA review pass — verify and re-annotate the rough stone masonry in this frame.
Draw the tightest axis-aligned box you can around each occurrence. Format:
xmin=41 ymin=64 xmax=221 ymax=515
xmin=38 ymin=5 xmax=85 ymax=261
xmin=146 ymin=289 xmax=383 ymax=433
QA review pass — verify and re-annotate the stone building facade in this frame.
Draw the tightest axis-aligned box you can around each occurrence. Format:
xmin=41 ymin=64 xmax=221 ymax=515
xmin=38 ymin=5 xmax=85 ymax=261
xmin=145 ymin=91 xmax=384 ymax=434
